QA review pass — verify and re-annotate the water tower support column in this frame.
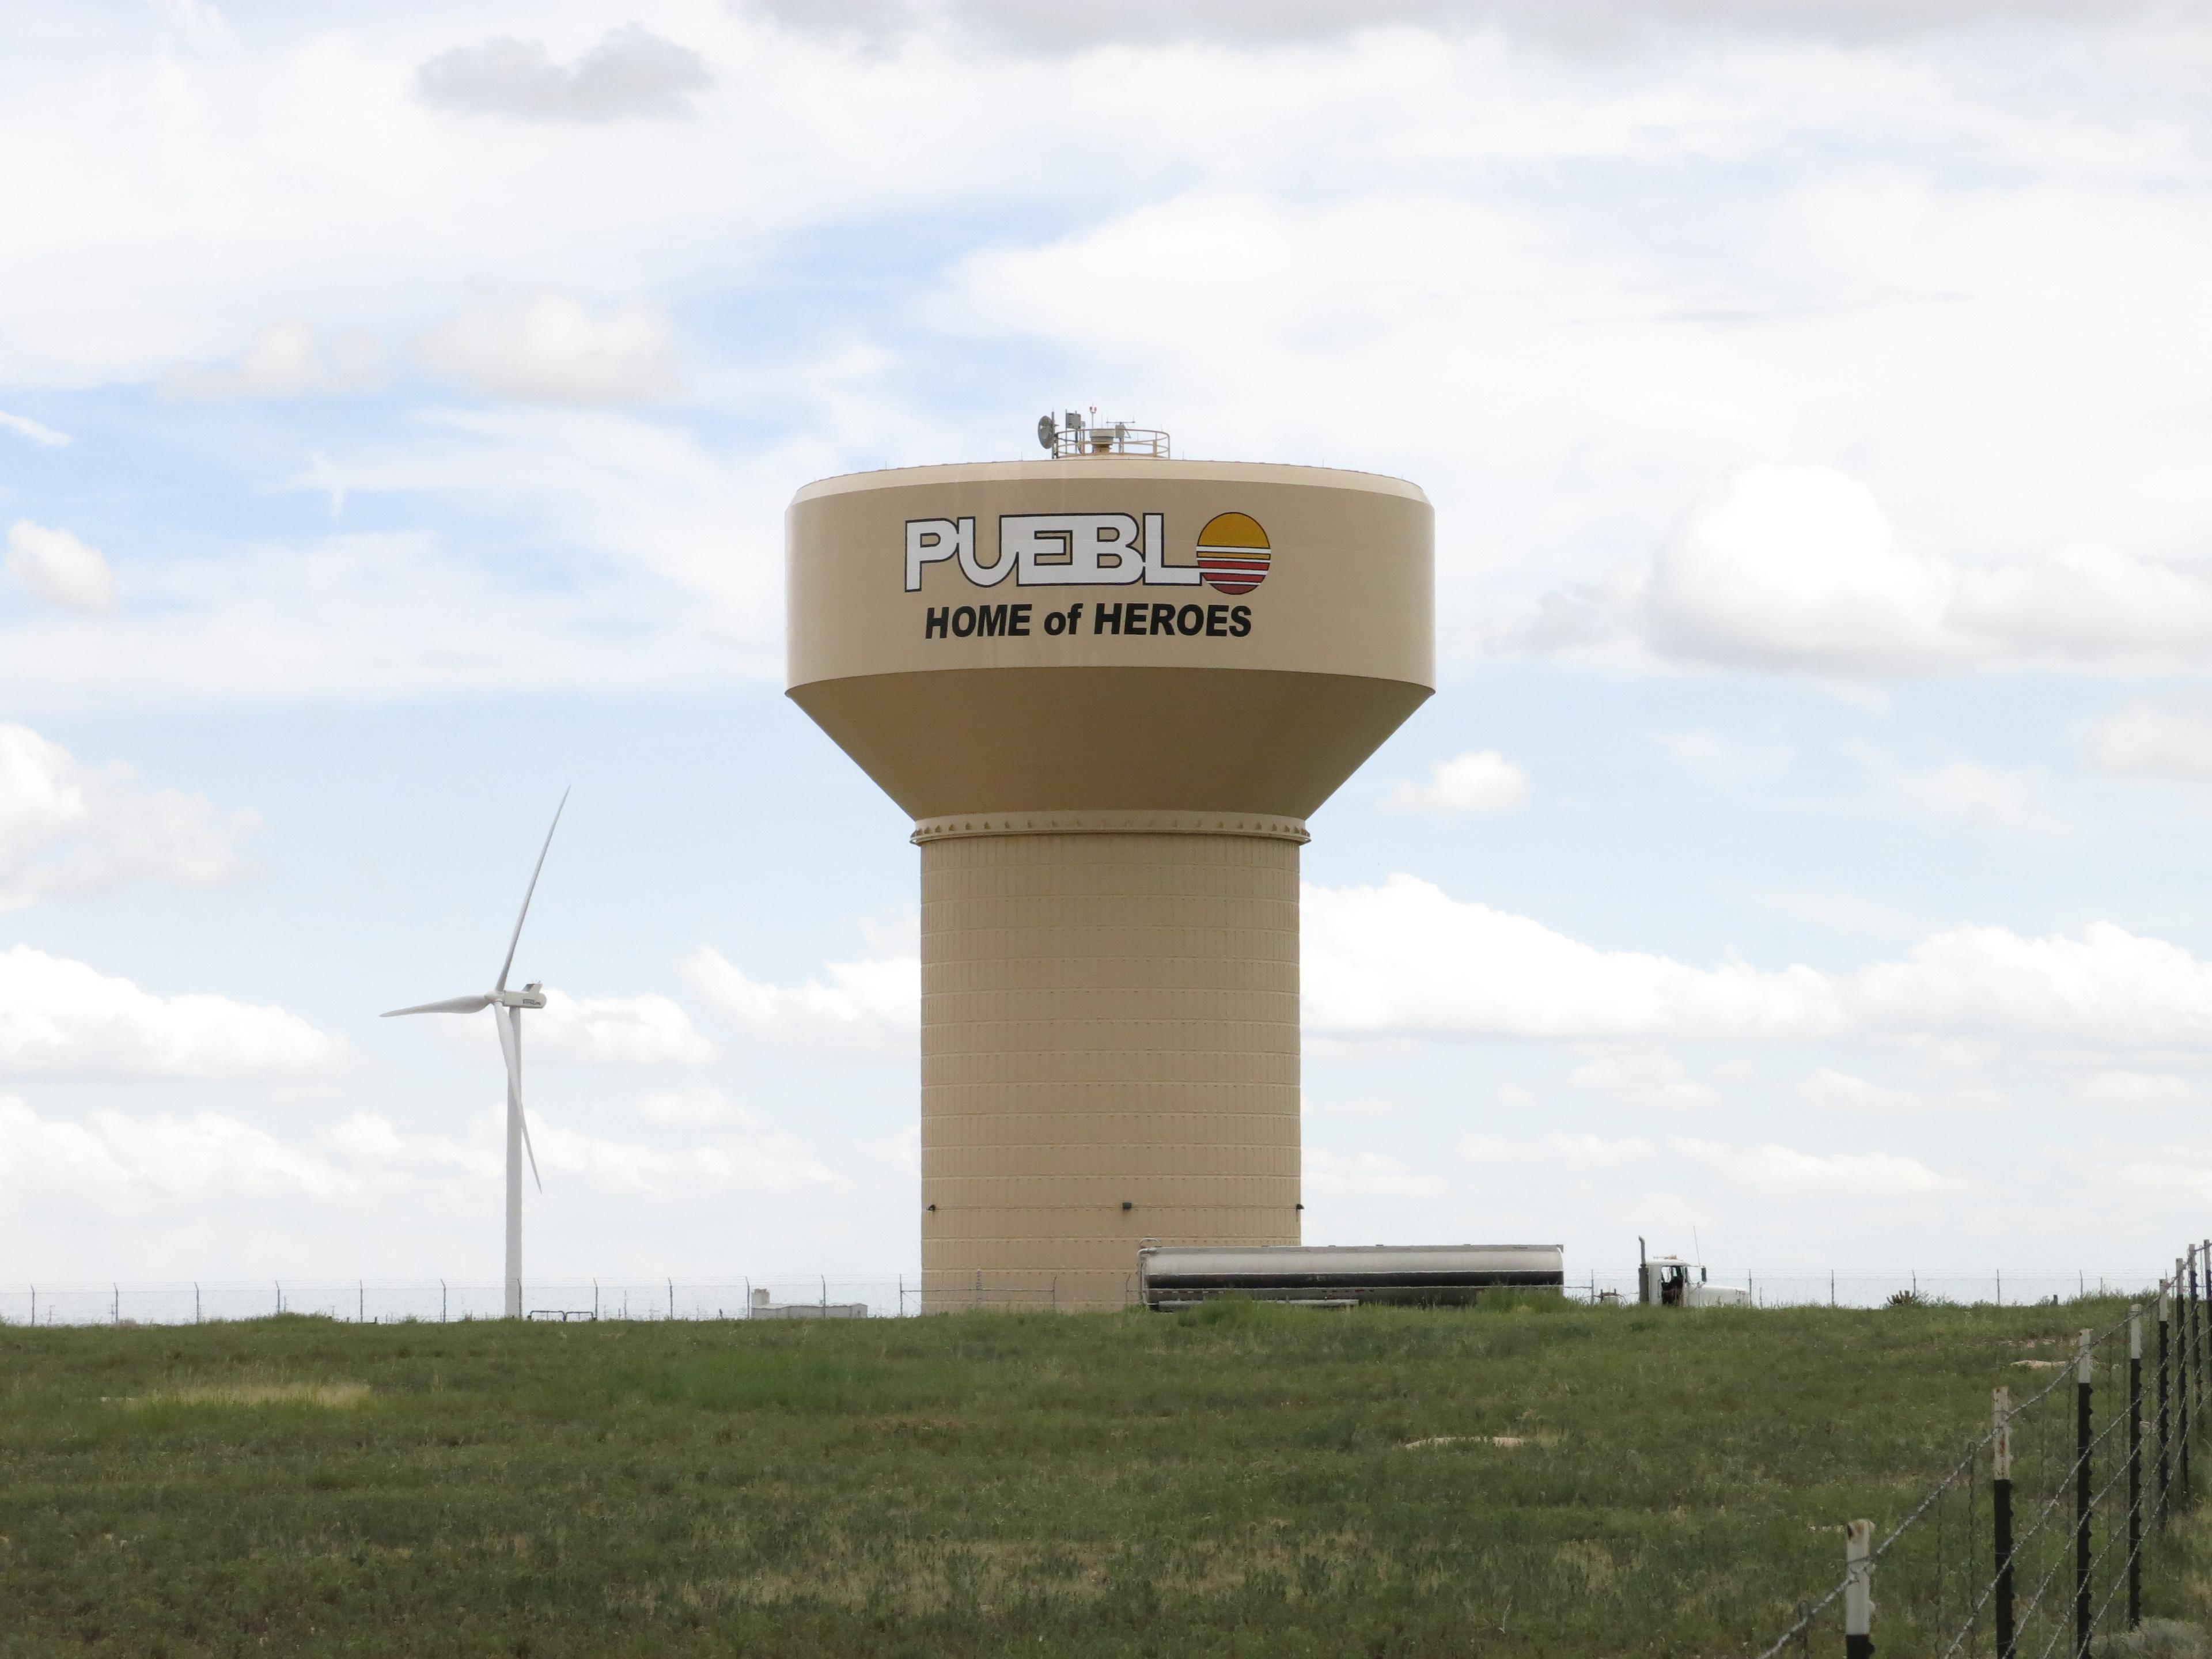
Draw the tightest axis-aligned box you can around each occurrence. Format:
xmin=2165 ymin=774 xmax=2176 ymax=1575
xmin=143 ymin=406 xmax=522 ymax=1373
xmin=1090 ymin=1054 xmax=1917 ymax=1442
xmin=917 ymin=812 xmax=1305 ymax=1312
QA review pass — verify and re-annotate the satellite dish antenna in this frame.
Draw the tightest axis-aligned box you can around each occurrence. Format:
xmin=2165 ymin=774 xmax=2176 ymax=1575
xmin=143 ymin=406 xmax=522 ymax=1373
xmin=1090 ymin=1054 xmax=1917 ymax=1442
xmin=1036 ymin=415 xmax=1056 ymax=452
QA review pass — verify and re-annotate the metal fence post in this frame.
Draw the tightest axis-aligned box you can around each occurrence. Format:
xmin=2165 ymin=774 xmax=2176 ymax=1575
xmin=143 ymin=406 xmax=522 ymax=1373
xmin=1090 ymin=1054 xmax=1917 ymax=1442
xmin=2160 ymin=1279 xmax=2173 ymax=1527
xmin=2130 ymin=1303 xmax=2144 ymax=1628
xmin=358 ymin=1280 xmax=364 ymax=1324
xmin=1995 ymin=1385 xmax=2016 ymax=1659
xmin=194 ymin=1282 xmax=200 ymax=1325
xmin=1844 ymin=1518 xmax=1874 ymax=1659
xmin=2180 ymin=1258 xmax=2192 ymax=1502
xmin=2190 ymin=1248 xmax=2201 ymax=1430
xmin=112 ymin=1283 xmax=119 ymax=1325
xmin=974 ymin=1268 xmax=982 ymax=1309
xmin=2075 ymin=1327 xmax=2093 ymax=1659
xmin=2185 ymin=1247 xmax=2203 ymax=1433
xmin=669 ymin=1278 xmax=675 ymax=1320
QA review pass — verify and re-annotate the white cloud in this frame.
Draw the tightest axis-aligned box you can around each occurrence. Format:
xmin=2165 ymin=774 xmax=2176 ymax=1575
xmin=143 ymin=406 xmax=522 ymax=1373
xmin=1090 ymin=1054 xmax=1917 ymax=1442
xmin=1306 ymin=874 xmax=1836 ymax=1040
xmin=533 ymin=990 xmax=714 ymax=1066
xmin=1673 ymin=1137 xmax=1965 ymax=1196
xmin=1567 ymin=1052 xmax=1719 ymax=1107
xmin=0 ymin=945 xmax=342 ymax=1078
xmin=328 ymin=1112 xmax=499 ymax=1178
xmin=415 ymin=26 xmax=713 ymax=122
xmin=1531 ymin=465 xmax=2212 ymax=679
xmin=771 ymin=0 xmax=2172 ymax=51
xmin=1305 ymin=1096 xmax=1400 ymax=1119
xmin=0 ymin=724 xmax=255 ymax=910
xmin=2080 ymin=1070 xmax=2195 ymax=1107
xmin=0 ymin=410 xmax=69 ymax=447
xmin=415 ymin=290 xmax=676 ymax=403
xmin=0 ymin=1097 xmax=354 ymax=1200
xmin=1797 ymin=1067 xmax=2001 ymax=1113
xmin=2090 ymin=1154 xmax=2212 ymax=1205
xmin=1305 ymin=873 xmax=2212 ymax=1048
xmin=2082 ymin=704 xmax=2212 ymax=781
xmin=1657 ymin=728 xmax=1792 ymax=779
xmin=531 ymin=1119 xmax=842 ymax=1192
xmin=1381 ymin=749 xmax=1530 ymax=814
xmin=1459 ymin=1132 xmax=1654 ymax=1168
xmin=162 ymin=320 xmax=387 ymax=400
xmin=1641 ymin=466 xmax=1962 ymax=676
xmin=0 ymin=517 xmax=772 ymax=711
xmin=1873 ymin=755 xmax=2064 ymax=836
xmin=334 ymin=1105 xmax=841 ymax=1192
xmin=863 ymin=1122 xmax=921 ymax=1168
xmin=634 ymin=1087 xmax=752 ymax=1128
xmin=1305 ymin=1147 xmax=1448 ymax=1198
xmin=1751 ymin=888 xmax=1927 ymax=940
xmin=7 ymin=521 xmax=116 ymax=612
xmin=683 ymin=943 xmax=919 ymax=1046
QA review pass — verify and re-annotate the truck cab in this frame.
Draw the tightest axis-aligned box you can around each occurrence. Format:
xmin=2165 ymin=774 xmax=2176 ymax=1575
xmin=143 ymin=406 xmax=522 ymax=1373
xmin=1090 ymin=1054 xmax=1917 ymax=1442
xmin=1637 ymin=1241 xmax=1753 ymax=1308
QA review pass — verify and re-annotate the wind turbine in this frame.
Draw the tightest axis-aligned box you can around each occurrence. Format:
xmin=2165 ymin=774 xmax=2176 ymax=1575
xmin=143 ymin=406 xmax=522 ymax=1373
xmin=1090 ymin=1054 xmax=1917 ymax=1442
xmin=383 ymin=791 xmax=567 ymax=1320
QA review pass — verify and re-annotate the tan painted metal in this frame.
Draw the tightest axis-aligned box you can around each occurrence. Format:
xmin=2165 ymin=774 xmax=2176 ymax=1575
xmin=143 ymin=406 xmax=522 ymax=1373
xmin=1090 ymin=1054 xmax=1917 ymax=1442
xmin=786 ymin=454 xmax=1434 ymax=1310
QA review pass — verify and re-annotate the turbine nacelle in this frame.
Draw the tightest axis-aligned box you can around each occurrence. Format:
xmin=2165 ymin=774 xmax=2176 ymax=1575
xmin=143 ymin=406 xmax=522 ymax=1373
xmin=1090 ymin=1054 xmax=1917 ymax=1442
xmin=491 ymin=982 xmax=547 ymax=1010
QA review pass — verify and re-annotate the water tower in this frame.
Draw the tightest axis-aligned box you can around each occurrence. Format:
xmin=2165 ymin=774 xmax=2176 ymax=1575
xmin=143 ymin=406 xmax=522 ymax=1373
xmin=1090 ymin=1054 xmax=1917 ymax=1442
xmin=786 ymin=416 xmax=1433 ymax=1309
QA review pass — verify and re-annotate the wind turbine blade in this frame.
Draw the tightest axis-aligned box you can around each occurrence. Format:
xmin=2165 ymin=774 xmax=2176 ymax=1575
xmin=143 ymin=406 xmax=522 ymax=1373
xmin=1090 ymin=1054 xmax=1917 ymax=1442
xmin=519 ymin=1104 xmax=544 ymax=1195
xmin=496 ymin=789 xmax=569 ymax=993
xmin=497 ymin=1006 xmax=543 ymax=1194
xmin=382 ymin=995 xmax=491 ymax=1017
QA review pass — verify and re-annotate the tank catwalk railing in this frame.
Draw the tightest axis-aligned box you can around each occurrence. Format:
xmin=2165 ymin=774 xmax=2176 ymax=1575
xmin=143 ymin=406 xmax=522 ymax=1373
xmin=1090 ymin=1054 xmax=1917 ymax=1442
xmin=1748 ymin=1238 xmax=2212 ymax=1658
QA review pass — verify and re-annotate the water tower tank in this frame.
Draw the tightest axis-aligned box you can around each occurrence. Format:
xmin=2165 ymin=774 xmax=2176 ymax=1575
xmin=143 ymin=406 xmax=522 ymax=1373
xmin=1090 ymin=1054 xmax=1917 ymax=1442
xmin=786 ymin=425 xmax=1433 ymax=1310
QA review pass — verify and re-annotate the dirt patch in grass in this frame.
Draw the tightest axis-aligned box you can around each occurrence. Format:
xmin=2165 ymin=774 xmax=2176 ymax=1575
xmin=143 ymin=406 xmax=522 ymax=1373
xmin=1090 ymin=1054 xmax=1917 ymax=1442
xmin=107 ymin=1380 xmax=371 ymax=1408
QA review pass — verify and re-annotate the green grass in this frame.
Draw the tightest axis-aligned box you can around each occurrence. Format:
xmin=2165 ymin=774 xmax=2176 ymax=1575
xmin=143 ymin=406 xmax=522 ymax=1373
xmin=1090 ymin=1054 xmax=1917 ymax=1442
xmin=0 ymin=1296 xmax=2193 ymax=1656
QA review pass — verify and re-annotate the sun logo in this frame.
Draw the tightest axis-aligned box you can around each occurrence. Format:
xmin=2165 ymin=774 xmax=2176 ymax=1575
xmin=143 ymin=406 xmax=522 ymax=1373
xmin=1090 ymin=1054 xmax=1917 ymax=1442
xmin=1194 ymin=513 xmax=1270 ymax=595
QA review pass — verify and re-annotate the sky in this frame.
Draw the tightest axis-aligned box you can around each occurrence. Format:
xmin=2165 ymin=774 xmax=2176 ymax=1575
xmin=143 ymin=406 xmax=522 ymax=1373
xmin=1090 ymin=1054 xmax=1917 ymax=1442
xmin=5 ymin=0 xmax=2212 ymax=1299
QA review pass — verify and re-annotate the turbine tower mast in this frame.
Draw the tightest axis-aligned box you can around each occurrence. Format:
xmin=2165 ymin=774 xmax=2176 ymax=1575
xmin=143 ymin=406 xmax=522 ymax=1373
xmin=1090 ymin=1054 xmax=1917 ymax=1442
xmin=383 ymin=791 xmax=567 ymax=1319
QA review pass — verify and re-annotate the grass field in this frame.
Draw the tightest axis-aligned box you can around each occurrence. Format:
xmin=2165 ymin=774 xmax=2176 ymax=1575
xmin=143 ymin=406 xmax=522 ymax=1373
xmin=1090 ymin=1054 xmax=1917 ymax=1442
xmin=5 ymin=1294 xmax=2210 ymax=1657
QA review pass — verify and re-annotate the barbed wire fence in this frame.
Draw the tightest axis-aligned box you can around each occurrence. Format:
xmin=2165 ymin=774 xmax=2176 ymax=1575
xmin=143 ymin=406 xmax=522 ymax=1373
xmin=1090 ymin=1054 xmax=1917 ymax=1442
xmin=1750 ymin=1237 xmax=2212 ymax=1658
xmin=0 ymin=1266 xmax=2174 ymax=1326
xmin=0 ymin=1279 xmax=923 ymax=1324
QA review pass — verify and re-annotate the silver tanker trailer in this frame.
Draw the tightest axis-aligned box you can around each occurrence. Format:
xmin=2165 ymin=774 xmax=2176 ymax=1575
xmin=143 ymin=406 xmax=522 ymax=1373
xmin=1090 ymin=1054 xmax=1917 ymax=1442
xmin=1137 ymin=1243 xmax=1565 ymax=1310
